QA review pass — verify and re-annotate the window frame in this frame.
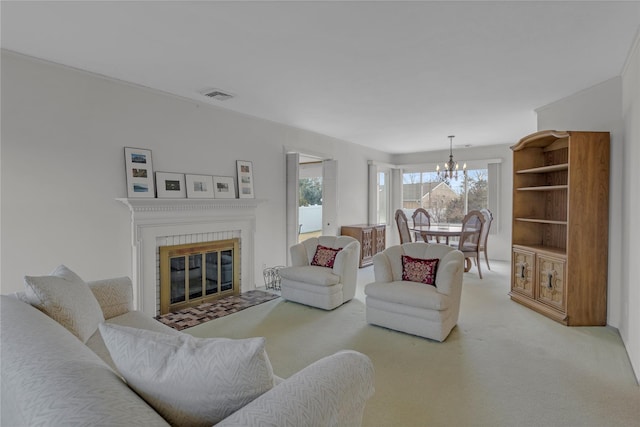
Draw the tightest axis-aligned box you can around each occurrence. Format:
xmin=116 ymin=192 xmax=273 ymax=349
xmin=368 ymin=162 xmax=393 ymax=226
xmin=400 ymin=158 xmax=501 ymax=231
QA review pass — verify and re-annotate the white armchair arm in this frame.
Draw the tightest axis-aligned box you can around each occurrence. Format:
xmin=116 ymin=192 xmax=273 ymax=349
xmin=372 ymin=252 xmax=393 ymax=283
xmin=434 ymin=260 xmax=462 ymax=295
xmin=216 ymin=350 xmax=375 ymax=427
xmin=434 ymin=251 xmax=464 ymax=296
xmin=332 ymin=240 xmax=360 ymax=300
xmin=290 ymin=242 xmax=310 ymax=267
xmin=332 ymin=241 xmax=359 ymax=276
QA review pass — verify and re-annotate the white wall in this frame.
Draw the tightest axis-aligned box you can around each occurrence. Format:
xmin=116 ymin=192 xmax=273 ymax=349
xmin=621 ymin=31 xmax=640 ymax=382
xmin=0 ymin=51 xmax=391 ymax=294
xmin=391 ymin=143 xmax=515 ymax=262
xmin=536 ymin=64 xmax=639 ymax=381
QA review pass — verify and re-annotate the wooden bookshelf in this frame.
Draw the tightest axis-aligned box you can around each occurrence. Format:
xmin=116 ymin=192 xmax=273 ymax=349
xmin=510 ymin=130 xmax=609 ymax=326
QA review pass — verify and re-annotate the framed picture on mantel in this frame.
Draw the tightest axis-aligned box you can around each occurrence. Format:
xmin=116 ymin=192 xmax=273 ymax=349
xmin=185 ymin=174 xmax=215 ymax=199
xmin=124 ymin=147 xmax=155 ymax=198
xmin=213 ymin=176 xmax=236 ymax=199
xmin=156 ymin=172 xmax=186 ymax=198
xmin=236 ymin=160 xmax=254 ymax=199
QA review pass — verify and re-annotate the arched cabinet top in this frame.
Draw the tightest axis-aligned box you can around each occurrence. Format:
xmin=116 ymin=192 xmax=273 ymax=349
xmin=511 ymin=130 xmax=571 ymax=151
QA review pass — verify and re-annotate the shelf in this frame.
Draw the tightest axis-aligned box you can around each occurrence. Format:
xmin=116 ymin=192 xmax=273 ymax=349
xmin=515 ymin=218 xmax=567 ymax=225
xmin=517 ymin=185 xmax=568 ymax=191
xmin=516 ymin=163 xmax=568 ymax=174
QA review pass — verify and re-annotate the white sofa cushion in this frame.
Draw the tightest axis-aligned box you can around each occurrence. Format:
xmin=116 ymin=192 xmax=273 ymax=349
xmin=88 ymin=277 xmax=134 ymax=319
xmin=23 ymin=264 xmax=104 ymax=342
xmin=87 ymin=310 xmax=180 ymax=373
xmin=99 ymin=323 xmax=275 ymax=426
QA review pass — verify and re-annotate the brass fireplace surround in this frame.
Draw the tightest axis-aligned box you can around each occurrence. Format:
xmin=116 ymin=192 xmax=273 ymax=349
xmin=159 ymin=239 xmax=239 ymax=314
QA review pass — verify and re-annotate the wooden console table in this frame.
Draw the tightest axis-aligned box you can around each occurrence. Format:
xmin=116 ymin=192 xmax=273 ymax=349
xmin=341 ymin=224 xmax=386 ymax=267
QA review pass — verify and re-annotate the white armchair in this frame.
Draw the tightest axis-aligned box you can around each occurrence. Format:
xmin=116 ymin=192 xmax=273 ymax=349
xmin=279 ymin=236 xmax=360 ymax=310
xmin=364 ymin=242 xmax=464 ymax=342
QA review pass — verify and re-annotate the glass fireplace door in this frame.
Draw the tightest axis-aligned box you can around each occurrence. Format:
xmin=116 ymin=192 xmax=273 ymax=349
xmin=160 ymin=239 xmax=239 ymax=315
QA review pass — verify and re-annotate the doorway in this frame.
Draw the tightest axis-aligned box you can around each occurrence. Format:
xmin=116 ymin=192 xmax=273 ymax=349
xmin=285 ymin=152 xmax=338 ymax=261
xmin=298 ymin=157 xmax=323 ymax=243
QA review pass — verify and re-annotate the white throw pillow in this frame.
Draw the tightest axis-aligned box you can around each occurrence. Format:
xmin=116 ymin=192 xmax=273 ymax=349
xmin=99 ymin=323 xmax=275 ymax=426
xmin=23 ymin=264 xmax=104 ymax=343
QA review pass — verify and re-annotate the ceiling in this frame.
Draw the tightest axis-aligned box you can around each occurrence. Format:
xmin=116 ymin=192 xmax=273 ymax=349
xmin=2 ymin=1 xmax=639 ymax=154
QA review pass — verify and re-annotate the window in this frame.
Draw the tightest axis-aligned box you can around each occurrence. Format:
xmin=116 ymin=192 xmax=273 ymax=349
xmin=402 ymin=168 xmax=488 ymax=225
xmin=376 ymin=170 xmax=389 ymax=224
xmin=369 ymin=163 xmax=391 ymax=225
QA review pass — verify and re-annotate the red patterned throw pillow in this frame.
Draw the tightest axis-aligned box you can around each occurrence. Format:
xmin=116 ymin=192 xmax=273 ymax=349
xmin=401 ymin=255 xmax=439 ymax=286
xmin=311 ymin=245 xmax=342 ymax=268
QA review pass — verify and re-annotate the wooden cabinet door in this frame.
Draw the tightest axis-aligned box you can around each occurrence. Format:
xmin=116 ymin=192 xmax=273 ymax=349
xmin=374 ymin=225 xmax=386 ymax=254
xmin=360 ymin=227 xmax=374 ymax=266
xmin=341 ymin=225 xmax=385 ymax=268
xmin=512 ymin=248 xmax=535 ymax=298
xmin=536 ymin=254 xmax=566 ymax=313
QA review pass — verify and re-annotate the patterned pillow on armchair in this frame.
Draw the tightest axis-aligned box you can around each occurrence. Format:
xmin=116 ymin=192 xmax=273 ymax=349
xmin=311 ymin=245 xmax=342 ymax=268
xmin=401 ymin=255 xmax=439 ymax=286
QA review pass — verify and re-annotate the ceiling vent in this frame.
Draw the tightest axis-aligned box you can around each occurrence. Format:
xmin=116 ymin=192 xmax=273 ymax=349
xmin=200 ymin=88 xmax=235 ymax=101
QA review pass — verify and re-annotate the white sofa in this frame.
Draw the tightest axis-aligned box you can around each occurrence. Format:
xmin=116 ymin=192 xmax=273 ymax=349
xmin=279 ymin=236 xmax=360 ymax=310
xmin=365 ymin=243 xmax=465 ymax=342
xmin=1 ymin=276 xmax=375 ymax=426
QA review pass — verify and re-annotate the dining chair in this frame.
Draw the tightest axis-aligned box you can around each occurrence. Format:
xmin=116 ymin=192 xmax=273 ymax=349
xmin=395 ymin=209 xmax=413 ymax=244
xmin=456 ymin=210 xmax=486 ymax=279
xmin=411 ymin=208 xmax=436 ymax=243
xmin=479 ymin=208 xmax=493 ymax=271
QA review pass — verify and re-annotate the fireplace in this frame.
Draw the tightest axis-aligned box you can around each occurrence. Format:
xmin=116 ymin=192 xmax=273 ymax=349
xmin=159 ymin=239 xmax=239 ymax=314
xmin=117 ymin=198 xmax=263 ymax=317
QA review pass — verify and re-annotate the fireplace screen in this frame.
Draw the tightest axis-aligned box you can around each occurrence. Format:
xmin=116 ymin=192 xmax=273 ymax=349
xmin=159 ymin=239 xmax=239 ymax=314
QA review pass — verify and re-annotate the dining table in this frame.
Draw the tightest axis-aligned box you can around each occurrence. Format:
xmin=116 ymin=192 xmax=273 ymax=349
xmin=410 ymin=225 xmax=477 ymax=272
xmin=410 ymin=224 xmax=463 ymax=246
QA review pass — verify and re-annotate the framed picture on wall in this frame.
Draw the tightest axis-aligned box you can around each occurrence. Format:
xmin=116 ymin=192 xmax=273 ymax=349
xmin=213 ymin=176 xmax=236 ymax=199
xmin=185 ymin=174 xmax=214 ymax=199
xmin=236 ymin=160 xmax=254 ymax=199
xmin=124 ymin=147 xmax=155 ymax=198
xmin=155 ymin=172 xmax=186 ymax=198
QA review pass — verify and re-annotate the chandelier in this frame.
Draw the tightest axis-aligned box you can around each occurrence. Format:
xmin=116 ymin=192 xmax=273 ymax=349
xmin=436 ymin=135 xmax=467 ymax=180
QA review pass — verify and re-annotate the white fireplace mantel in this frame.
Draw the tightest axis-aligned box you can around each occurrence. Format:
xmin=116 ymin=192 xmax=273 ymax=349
xmin=117 ymin=197 xmax=264 ymax=210
xmin=117 ymin=198 xmax=265 ymax=316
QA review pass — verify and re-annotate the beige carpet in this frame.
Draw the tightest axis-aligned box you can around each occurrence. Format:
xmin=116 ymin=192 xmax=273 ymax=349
xmin=185 ymin=260 xmax=640 ymax=426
